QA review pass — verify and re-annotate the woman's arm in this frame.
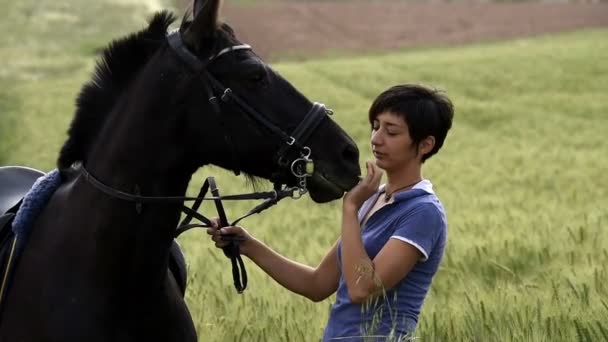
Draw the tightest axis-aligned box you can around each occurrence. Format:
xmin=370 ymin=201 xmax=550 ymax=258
xmin=208 ymin=225 xmax=340 ymax=302
xmin=247 ymin=238 xmax=340 ymax=302
xmin=340 ymin=161 xmax=422 ymax=304
xmin=340 ymin=206 xmax=421 ymax=303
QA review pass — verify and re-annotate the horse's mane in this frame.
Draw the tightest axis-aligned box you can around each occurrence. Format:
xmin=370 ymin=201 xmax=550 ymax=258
xmin=57 ymin=10 xmax=265 ymax=189
xmin=57 ymin=11 xmax=176 ymax=169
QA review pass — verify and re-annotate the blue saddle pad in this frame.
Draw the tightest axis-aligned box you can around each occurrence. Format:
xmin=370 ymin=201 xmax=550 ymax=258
xmin=0 ymin=169 xmax=60 ymax=314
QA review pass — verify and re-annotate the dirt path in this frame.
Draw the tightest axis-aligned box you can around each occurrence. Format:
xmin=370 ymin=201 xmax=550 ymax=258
xmin=180 ymin=2 xmax=608 ymax=61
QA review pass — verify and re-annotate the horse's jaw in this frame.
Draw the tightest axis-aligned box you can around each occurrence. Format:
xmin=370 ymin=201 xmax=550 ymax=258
xmin=306 ymin=171 xmax=360 ymax=203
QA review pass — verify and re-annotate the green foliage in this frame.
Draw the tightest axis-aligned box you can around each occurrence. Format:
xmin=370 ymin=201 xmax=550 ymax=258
xmin=0 ymin=0 xmax=178 ymax=166
xmin=184 ymin=30 xmax=608 ymax=342
xmin=1 ymin=0 xmax=607 ymax=340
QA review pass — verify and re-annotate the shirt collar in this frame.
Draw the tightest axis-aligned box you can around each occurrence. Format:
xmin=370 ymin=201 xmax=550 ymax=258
xmin=379 ymin=179 xmax=434 ymax=196
xmin=378 ymin=179 xmax=434 ymax=203
xmin=358 ymin=180 xmax=434 ymax=222
xmin=412 ymin=179 xmax=434 ymax=194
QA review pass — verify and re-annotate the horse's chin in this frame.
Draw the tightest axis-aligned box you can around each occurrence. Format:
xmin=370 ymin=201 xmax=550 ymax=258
xmin=307 ymin=173 xmax=349 ymax=203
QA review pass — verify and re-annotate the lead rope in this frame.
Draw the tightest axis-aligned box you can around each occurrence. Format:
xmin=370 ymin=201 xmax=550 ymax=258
xmin=174 ymin=177 xmax=246 ymax=292
xmin=208 ymin=178 xmax=248 ymax=293
xmin=172 ymin=149 xmax=314 ymax=293
xmin=175 ymin=178 xmax=298 ymax=293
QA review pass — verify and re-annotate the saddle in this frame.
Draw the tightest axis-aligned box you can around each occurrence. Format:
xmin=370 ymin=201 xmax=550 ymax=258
xmin=0 ymin=166 xmax=44 ymax=216
xmin=0 ymin=166 xmax=187 ymax=302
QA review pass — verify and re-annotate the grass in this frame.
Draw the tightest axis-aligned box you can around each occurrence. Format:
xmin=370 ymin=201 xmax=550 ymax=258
xmin=181 ymin=29 xmax=608 ymax=342
xmin=0 ymin=0 xmax=178 ymax=166
xmin=1 ymin=0 xmax=608 ymax=341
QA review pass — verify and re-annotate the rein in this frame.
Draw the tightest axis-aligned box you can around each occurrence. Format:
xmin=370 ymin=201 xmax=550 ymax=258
xmin=79 ymin=164 xmax=296 ymax=293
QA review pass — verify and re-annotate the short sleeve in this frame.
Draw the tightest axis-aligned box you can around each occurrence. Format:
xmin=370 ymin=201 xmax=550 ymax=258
xmin=390 ymin=203 xmax=443 ymax=262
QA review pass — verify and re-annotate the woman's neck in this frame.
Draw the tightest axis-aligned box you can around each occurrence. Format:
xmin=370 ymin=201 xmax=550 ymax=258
xmin=384 ymin=163 xmax=423 ymax=196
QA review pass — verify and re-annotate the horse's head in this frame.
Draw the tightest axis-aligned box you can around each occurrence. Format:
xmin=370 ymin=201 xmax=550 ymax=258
xmin=170 ymin=0 xmax=360 ymax=202
xmin=58 ymin=0 xmax=360 ymax=203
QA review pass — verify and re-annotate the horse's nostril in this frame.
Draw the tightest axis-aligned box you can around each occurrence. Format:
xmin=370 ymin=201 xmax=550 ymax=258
xmin=342 ymin=145 xmax=359 ymax=162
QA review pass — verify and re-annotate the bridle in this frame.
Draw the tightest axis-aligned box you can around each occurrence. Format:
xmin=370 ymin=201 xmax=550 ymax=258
xmin=77 ymin=29 xmax=335 ymax=293
xmin=166 ymin=30 xmax=332 ymax=189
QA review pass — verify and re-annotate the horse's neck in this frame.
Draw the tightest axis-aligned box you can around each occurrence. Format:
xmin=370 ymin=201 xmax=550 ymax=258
xmin=87 ymin=91 xmax=196 ymax=203
xmin=77 ymin=68 xmax=206 ymax=286
xmin=83 ymin=128 xmax=194 ymax=288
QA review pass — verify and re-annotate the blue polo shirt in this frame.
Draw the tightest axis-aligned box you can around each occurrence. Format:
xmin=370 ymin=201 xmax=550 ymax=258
xmin=322 ymin=180 xmax=447 ymax=341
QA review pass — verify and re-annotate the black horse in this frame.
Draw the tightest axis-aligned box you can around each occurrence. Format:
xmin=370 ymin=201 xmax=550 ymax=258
xmin=0 ymin=0 xmax=360 ymax=341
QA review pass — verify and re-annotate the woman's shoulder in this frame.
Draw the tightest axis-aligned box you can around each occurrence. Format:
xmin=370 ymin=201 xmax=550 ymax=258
xmin=396 ymin=189 xmax=444 ymax=213
xmin=394 ymin=195 xmax=447 ymax=231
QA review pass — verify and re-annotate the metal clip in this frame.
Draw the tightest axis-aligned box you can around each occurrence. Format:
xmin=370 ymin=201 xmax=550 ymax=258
xmin=221 ymin=88 xmax=233 ymax=102
xmin=290 ymin=147 xmax=314 ymax=177
xmin=301 ymin=146 xmax=311 ymax=159
xmin=291 ymin=158 xmax=311 ymax=178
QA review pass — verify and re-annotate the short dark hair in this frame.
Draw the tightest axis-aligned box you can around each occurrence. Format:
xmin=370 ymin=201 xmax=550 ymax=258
xmin=368 ymin=84 xmax=454 ymax=162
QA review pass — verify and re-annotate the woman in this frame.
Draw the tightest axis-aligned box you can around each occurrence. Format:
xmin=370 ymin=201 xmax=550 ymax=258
xmin=208 ymin=84 xmax=454 ymax=341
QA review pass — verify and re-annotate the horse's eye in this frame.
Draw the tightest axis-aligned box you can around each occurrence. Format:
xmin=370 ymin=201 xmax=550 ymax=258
xmin=250 ymin=71 xmax=267 ymax=84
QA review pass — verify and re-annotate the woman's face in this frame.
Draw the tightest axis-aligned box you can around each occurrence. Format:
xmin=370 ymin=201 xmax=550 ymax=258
xmin=370 ymin=111 xmax=418 ymax=172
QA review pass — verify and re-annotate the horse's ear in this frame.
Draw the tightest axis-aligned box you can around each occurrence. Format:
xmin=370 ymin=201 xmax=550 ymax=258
xmin=182 ymin=0 xmax=221 ymax=51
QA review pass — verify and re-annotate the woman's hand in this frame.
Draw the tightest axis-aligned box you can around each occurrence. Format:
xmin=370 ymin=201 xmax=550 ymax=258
xmin=206 ymin=218 xmax=256 ymax=256
xmin=343 ymin=161 xmax=382 ymax=211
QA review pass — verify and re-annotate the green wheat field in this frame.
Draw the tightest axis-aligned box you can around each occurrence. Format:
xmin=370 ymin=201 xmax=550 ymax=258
xmin=1 ymin=1 xmax=607 ymax=341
